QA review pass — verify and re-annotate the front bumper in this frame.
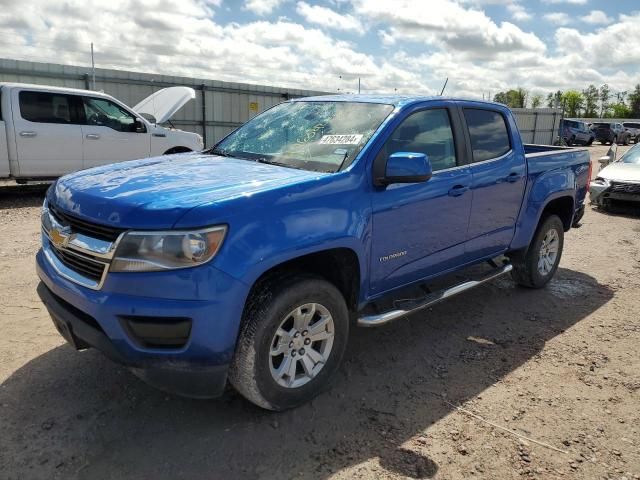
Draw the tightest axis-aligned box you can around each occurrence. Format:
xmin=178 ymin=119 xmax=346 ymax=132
xmin=36 ymin=249 xmax=250 ymax=398
xmin=590 ymin=182 xmax=640 ymax=206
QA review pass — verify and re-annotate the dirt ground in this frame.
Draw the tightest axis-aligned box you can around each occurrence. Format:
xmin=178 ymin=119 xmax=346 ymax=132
xmin=0 ymin=144 xmax=639 ymax=480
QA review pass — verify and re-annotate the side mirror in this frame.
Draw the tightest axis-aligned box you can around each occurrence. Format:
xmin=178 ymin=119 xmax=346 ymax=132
xmin=134 ymin=118 xmax=146 ymax=133
xmin=380 ymin=152 xmax=432 ymax=185
xmin=598 ymin=156 xmax=611 ymax=165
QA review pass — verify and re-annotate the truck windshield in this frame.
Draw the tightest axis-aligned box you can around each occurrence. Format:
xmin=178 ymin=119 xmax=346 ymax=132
xmin=211 ymin=101 xmax=394 ymax=172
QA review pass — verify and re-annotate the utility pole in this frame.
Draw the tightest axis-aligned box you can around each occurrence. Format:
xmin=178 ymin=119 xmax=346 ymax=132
xmin=90 ymin=42 xmax=96 ymax=90
xmin=358 ymin=77 xmax=361 ymax=94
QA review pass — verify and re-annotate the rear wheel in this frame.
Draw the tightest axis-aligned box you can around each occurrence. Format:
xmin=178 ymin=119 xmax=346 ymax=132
xmin=623 ymin=135 xmax=630 ymax=146
xmin=229 ymin=274 xmax=349 ymax=411
xmin=511 ymin=215 xmax=564 ymax=289
xmin=612 ymin=135 xmax=618 ymax=145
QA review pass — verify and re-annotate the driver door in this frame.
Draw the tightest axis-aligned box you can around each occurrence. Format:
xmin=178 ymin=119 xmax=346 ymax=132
xmin=80 ymin=96 xmax=150 ymax=168
xmin=369 ymin=105 xmax=472 ymax=295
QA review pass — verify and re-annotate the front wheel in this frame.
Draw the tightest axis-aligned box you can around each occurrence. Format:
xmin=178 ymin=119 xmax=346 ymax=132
xmin=229 ymin=274 xmax=349 ymax=411
xmin=511 ymin=215 xmax=564 ymax=289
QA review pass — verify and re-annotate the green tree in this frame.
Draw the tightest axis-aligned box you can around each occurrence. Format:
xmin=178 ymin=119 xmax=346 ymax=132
xmin=599 ymin=84 xmax=610 ymax=117
xmin=546 ymin=92 xmax=554 ymax=108
xmin=494 ymin=88 xmax=528 ymax=108
xmin=610 ymin=103 xmax=630 ymax=118
xmin=561 ymin=90 xmax=584 ymax=117
xmin=530 ymin=94 xmax=543 ymax=108
xmin=628 ymin=84 xmax=640 ymax=118
xmin=582 ymin=85 xmax=599 ymax=117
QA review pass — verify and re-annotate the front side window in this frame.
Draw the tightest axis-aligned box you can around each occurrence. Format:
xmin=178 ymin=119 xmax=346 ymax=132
xmin=213 ymin=101 xmax=394 ymax=173
xmin=83 ymin=97 xmax=139 ymax=132
xmin=378 ymin=109 xmax=457 ymax=172
xmin=463 ymin=108 xmax=511 ymax=162
xmin=19 ymin=91 xmax=74 ymax=124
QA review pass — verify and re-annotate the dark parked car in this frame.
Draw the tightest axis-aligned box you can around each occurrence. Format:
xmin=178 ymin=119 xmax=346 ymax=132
xmin=622 ymin=122 xmax=640 ymax=143
xmin=594 ymin=122 xmax=631 ymax=145
xmin=561 ymin=119 xmax=595 ymax=146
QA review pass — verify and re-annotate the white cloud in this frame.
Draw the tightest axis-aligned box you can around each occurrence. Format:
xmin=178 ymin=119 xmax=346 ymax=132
xmin=352 ymin=0 xmax=545 ymax=59
xmin=0 ymin=0 xmax=637 ymax=102
xmin=295 ymin=2 xmax=362 ymax=32
xmin=507 ymin=3 xmax=533 ymax=22
xmin=543 ymin=12 xmax=571 ymax=26
xmin=243 ymin=0 xmax=287 ymax=16
xmin=581 ymin=10 xmax=612 ymax=25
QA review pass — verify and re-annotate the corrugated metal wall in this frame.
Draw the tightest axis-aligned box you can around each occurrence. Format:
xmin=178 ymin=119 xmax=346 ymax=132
xmin=1 ymin=58 xmax=564 ymax=146
xmin=0 ymin=58 xmax=328 ymax=147
xmin=511 ymin=108 xmax=562 ymax=145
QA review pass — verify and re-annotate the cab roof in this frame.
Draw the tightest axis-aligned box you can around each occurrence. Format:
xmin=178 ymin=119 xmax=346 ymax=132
xmin=293 ymin=94 xmax=501 ymax=109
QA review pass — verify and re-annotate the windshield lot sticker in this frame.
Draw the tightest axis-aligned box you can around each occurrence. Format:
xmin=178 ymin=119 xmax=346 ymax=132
xmin=319 ymin=134 xmax=363 ymax=145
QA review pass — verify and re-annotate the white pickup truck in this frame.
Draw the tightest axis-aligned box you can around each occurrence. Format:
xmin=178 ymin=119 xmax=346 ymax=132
xmin=0 ymin=83 xmax=203 ymax=181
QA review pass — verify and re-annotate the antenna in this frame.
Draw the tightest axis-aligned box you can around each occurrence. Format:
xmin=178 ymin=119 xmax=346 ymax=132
xmin=90 ymin=42 xmax=96 ymax=90
xmin=439 ymin=77 xmax=448 ymax=96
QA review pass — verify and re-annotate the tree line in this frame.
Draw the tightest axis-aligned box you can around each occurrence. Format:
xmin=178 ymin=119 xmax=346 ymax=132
xmin=493 ymin=84 xmax=640 ymax=119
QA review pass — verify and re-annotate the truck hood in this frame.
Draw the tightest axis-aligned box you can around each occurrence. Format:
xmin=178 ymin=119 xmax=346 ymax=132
xmin=599 ymin=163 xmax=640 ymax=182
xmin=51 ymin=153 xmax=327 ymax=229
xmin=133 ymin=86 xmax=195 ymax=124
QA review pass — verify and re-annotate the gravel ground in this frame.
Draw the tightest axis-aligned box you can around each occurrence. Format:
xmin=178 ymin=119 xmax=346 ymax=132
xmin=0 ymin=144 xmax=639 ymax=480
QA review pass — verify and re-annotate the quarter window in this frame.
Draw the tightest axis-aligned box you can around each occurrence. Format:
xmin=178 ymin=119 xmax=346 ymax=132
xmin=83 ymin=97 xmax=140 ymax=132
xmin=380 ymin=109 xmax=457 ymax=172
xmin=463 ymin=109 xmax=511 ymax=162
xmin=19 ymin=91 xmax=74 ymax=124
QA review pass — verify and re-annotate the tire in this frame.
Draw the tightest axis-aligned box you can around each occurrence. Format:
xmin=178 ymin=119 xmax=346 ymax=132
xmin=586 ymin=138 xmax=593 ymax=146
xmin=511 ymin=215 xmax=564 ymax=289
xmin=163 ymin=146 xmax=192 ymax=155
xmin=229 ymin=274 xmax=349 ymax=411
xmin=623 ymin=135 xmax=629 ymax=146
xmin=569 ymin=135 xmax=575 ymax=146
xmin=612 ymin=136 xmax=618 ymax=145
xmin=600 ymin=140 xmax=607 ymax=145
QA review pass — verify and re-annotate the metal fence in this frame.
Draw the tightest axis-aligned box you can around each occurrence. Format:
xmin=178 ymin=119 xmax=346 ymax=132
xmin=0 ymin=58 xmax=328 ymax=148
xmin=1 ymin=59 xmax=565 ymax=147
xmin=511 ymin=108 xmax=563 ymax=145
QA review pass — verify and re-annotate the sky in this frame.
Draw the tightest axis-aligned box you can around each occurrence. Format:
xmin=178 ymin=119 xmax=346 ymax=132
xmin=0 ymin=0 xmax=639 ymax=100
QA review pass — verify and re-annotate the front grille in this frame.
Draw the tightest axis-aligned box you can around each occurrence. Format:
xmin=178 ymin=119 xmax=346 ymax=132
xmin=610 ymin=182 xmax=640 ymax=194
xmin=49 ymin=203 xmax=124 ymax=242
xmin=50 ymin=246 xmax=107 ymax=282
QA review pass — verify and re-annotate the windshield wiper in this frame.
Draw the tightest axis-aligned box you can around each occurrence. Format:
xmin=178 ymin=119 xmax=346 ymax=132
xmin=254 ymin=157 xmax=305 ymax=170
xmin=208 ymin=147 xmax=234 ymax=157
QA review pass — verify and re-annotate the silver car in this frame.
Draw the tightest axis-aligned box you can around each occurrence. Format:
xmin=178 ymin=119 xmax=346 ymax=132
xmin=590 ymin=143 xmax=640 ymax=208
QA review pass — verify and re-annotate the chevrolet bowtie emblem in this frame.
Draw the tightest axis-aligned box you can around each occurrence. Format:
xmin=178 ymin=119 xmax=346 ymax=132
xmin=50 ymin=226 xmax=73 ymax=249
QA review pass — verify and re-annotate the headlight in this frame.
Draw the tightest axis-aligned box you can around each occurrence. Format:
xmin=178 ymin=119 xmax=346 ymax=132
xmin=592 ymin=177 xmax=610 ymax=186
xmin=110 ymin=226 xmax=227 ymax=272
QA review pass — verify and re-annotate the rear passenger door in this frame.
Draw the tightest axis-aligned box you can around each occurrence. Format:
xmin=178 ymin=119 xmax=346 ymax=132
xmin=462 ymin=107 xmax=526 ymax=259
xmin=11 ymin=89 xmax=83 ymax=177
xmin=370 ymin=104 xmax=472 ymax=295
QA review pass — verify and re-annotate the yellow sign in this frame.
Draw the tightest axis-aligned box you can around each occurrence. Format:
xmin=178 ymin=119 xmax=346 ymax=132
xmin=249 ymin=102 xmax=259 ymax=111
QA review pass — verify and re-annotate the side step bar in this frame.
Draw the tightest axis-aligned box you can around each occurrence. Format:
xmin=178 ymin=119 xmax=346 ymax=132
xmin=358 ymin=264 xmax=513 ymax=327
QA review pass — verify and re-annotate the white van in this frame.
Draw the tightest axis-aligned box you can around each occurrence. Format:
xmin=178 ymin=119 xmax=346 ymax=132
xmin=0 ymin=83 xmax=203 ymax=181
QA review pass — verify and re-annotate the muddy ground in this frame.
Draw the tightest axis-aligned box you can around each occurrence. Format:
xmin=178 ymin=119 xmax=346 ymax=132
xmin=0 ymin=144 xmax=638 ymax=480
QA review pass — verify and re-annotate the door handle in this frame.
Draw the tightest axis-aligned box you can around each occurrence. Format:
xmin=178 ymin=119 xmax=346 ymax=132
xmin=448 ymin=185 xmax=469 ymax=197
xmin=19 ymin=131 xmax=37 ymax=137
xmin=85 ymin=133 xmax=100 ymax=140
xmin=505 ymin=172 xmax=522 ymax=183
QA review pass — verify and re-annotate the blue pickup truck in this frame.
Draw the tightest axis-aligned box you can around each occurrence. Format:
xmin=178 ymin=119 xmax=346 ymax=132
xmin=36 ymin=96 xmax=591 ymax=410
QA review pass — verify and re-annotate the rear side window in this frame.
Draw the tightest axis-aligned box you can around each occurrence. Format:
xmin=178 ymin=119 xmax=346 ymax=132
xmin=19 ymin=91 xmax=74 ymax=124
xmin=463 ymin=109 xmax=511 ymax=162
